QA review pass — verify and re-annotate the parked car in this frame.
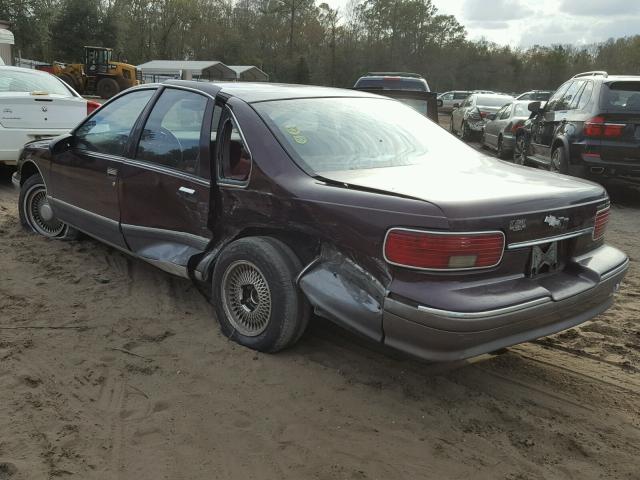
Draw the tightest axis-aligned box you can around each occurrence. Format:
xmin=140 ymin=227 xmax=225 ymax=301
xmin=437 ymin=90 xmax=471 ymax=113
xmin=0 ymin=65 xmax=101 ymax=165
xmin=482 ymin=100 xmax=532 ymax=158
xmin=450 ymin=93 xmax=514 ymax=139
xmin=353 ymin=74 xmax=438 ymax=123
xmin=353 ymin=72 xmax=430 ymax=92
xmin=516 ymin=90 xmax=553 ymax=101
xmin=13 ymin=81 xmax=628 ymax=362
xmin=515 ymin=71 xmax=640 ymax=183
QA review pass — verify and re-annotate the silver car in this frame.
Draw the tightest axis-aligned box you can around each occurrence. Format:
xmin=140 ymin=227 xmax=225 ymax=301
xmin=437 ymin=90 xmax=471 ymax=113
xmin=450 ymin=93 xmax=514 ymax=140
xmin=481 ymin=101 xmax=532 ymax=159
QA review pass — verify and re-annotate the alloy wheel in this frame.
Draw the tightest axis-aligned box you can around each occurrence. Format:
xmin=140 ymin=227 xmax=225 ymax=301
xmin=550 ymin=149 xmax=562 ymax=172
xmin=221 ymin=260 xmax=272 ymax=337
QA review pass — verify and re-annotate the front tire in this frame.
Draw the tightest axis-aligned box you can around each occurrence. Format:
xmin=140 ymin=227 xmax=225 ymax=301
xmin=19 ymin=174 xmax=78 ymax=239
xmin=211 ymin=237 xmax=310 ymax=352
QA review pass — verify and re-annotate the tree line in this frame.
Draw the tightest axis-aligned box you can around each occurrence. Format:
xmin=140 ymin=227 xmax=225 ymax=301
xmin=3 ymin=0 xmax=640 ymax=92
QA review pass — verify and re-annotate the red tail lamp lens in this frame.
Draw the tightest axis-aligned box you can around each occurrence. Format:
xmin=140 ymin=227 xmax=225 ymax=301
xmin=86 ymin=100 xmax=101 ymax=115
xmin=384 ymin=229 xmax=505 ymax=270
xmin=584 ymin=116 xmax=625 ymax=138
xmin=593 ymin=207 xmax=610 ymax=240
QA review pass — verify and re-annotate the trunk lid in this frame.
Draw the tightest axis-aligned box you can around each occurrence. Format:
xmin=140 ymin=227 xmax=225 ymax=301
xmin=0 ymin=93 xmax=86 ymax=129
xmin=319 ymin=153 xmax=606 ymax=244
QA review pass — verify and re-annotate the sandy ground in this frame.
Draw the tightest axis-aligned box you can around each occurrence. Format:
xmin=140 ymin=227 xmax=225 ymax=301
xmin=1 ymin=157 xmax=639 ymax=479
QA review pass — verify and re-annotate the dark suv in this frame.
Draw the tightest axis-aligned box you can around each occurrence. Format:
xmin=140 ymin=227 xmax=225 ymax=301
xmin=515 ymin=71 xmax=640 ymax=183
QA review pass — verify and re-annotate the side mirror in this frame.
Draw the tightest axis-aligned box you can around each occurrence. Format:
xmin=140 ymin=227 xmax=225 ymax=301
xmin=528 ymin=101 xmax=542 ymax=113
xmin=437 ymin=99 xmax=443 ymax=107
xmin=49 ymin=133 xmax=75 ymax=155
xmin=453 ymin=102 xmax=460 ymax=108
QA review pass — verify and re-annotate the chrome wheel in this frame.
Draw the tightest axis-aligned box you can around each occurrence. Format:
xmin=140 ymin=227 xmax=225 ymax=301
xmin=24 ymin=183 xmax=65 ymax=237
xmin=221 ymin=260 xmax=272 ymax=337
xmin=550 ymin=149 xmax=561 ymax=172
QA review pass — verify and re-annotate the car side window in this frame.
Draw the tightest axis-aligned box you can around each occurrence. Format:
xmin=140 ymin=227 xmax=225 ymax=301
xmin=500 ymin=104 xmax=512 ymax=119
xmin=217 ymin=109 xmax=251 ymax=184
xmin=75 ymin=89 xmax=154 ymax=156
xmin=575 ymin=81 xmax=594 ymax=110
xmin=556 ymin=80 xmax=585 ymax=111
xmin=443 ymin=93 xmax=454 ymax=100
xmin=545 ymin=82 xmax=571 ymax=111
xmin=455 ymin=92 xmax=469 ymax=100
xmin=136 ymin=88 xmax=208 ymax=175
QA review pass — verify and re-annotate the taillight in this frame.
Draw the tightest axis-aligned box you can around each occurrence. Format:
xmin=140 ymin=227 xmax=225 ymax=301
xmin=510 ymin=120 xmax=524 ymax=134
xmin=384 ymin=229 xmax=505 ymax=270
xmin=86 ymin=100 xmax=101 ymax=116
xmin=479 ymin=111 xmax=488 ymax=118
xmin=584 ymin=116 xmax=625 ymax=138
xmin=593 ymin=207 xmax=610 ymax=240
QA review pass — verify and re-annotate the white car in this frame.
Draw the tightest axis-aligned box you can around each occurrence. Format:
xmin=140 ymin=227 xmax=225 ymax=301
xmin=0 ymin=66 xmax=101 ymax=165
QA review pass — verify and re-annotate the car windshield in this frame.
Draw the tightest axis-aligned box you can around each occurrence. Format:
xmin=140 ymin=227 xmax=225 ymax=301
xmin=0 ymin=69 xmax=72 ymax=96
xmin=476 ymin=96 xmax=513 ymax=107
xmin=254 ymin=97 xmax=475 ymax=174
xmin=519 ymin=91 xmax=551 ymax=101
xmin=601 ymin=82 xmax=640 ymax=112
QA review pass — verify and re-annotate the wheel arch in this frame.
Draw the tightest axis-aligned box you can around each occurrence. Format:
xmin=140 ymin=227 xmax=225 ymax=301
xmin=19 ymin=160 xmax=44 ymax=186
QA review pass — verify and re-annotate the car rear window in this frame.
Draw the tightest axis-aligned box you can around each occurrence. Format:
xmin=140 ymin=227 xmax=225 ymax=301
xmin=254 ymin=97 xmax=474 ymax=174
xmin=601 ymin=82 xmax=640 ymax=112
xmin=513 ymin=103 xmax=530 ymax=117
xmin=476 ymin=95 xmax=514 ymax=107
xmin=355 ymin=77 xmax=427 ymax=92
xmin=0 ymin=69 xmax=72 ymax=96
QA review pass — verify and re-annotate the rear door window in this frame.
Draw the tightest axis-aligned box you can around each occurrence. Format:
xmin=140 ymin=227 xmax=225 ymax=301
xmin=135 ymin=88 xmax=208 ymax=175
xmin=75 ymin=89 xmax=154 ymax=156
xmin=556 ymin=81 xmax=584 ymax=111
xmin=217 ymin=109 xmax=252 ymax=184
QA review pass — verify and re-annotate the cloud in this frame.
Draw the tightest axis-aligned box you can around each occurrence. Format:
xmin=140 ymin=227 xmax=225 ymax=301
xmin=559 ymin=0 xmax=640 ymax=16
xmin=469 ymin=20 xmax=510 ymax=30
xmin=462 ymin=0 xmax=533 ymax=21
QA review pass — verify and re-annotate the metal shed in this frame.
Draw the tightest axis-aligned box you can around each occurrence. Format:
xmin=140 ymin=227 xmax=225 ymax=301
xmin=136 ymin=60 xmax=236 ymax=82
xmin=228 ymin=65 xmax=269 ymax=82
xmin=0 ymin=20 xmax=14 ymax=66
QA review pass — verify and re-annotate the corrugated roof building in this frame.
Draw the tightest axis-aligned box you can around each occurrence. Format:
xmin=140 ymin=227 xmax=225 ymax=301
xmin=228 ymin=65 xmax=269 ymax=82
xmin=137 ymin=60 xmax=236 ymax=81
xmin=0 ymin=20 xmax=14 ymax=66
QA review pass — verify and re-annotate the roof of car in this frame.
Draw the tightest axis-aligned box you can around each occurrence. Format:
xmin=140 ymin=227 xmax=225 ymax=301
xmin=160 ymin=80 xmax=382 ymax=103
xmin=0 ymin=65 xmax=54 ymax=76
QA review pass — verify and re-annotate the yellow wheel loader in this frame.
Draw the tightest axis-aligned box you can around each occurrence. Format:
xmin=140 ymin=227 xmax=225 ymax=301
xmin=37 ymin=46 xmax=142 ymax=99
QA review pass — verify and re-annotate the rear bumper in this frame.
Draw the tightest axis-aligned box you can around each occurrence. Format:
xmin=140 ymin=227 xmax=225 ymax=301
xmin=382 ymin=253 xmax=628 ymax=362
xmin=0 ymin=129 xmax=67 ymax=163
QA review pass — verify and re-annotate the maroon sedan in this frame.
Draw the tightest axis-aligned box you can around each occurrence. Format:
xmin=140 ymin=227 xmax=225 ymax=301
xmin=12 ymin=81 xmax=628 ymax=361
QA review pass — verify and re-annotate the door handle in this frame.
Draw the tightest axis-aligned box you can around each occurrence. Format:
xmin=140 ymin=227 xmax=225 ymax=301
xmin=177 ymin=186 xmax=197 ymax=202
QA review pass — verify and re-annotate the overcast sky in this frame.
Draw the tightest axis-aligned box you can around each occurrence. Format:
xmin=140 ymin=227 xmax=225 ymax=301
xmin=325 ymin=0 xmax=640 ymax=47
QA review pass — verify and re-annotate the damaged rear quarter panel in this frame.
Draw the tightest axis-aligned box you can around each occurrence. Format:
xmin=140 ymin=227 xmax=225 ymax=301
xmin=211 ymin=99 xmax=448 ymax=340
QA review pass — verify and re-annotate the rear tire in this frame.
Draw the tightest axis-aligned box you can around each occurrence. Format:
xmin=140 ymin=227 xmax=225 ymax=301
xmin=97 ymin=78 xmax=120 ymax=99
xmin=514 ymin=134 xmax=527 ymax=165
xmin=19 ymin=174 xmax=78 ymax=240
xmin=211 ymin=237 xmax=310 ymax=353
xmin=550 ymin=146 xmax=569 ymax=174
xmin=496 ymin=136 xmax=509 ymax=159
xmin=461 ymin=121 xmax=472 ymax=140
